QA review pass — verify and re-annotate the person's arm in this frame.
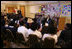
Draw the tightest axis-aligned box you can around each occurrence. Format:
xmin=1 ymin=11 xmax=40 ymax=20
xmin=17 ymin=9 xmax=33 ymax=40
xmin=57 ymin=31 xmax=65 ymax=45
xmin=58 ymin=30 xmax=65 ymax=40
xmin=41 ymin=18 xmax=46 ymax=26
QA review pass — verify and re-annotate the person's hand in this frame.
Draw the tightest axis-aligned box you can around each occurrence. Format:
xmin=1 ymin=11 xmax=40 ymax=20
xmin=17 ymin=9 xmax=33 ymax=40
xmin=38 ymin=27 xmax=42 ymax=32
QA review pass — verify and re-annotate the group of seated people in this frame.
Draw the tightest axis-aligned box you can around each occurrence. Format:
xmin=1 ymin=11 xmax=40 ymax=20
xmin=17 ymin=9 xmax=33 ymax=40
xmin=1 ymin=11 xmax=71 ymax=48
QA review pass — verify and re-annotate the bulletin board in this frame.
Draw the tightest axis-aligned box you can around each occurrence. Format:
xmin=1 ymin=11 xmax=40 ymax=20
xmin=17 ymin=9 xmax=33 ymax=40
xmin=58 ymin=2 xmax=71 ymax=30
xmin=61 ymin=3 xmax=71 ymax=17
xmin=8 ymin=7 xmax=17 ymax=13
xmin=41 ymin=3 xmax=61 ymax=17
xmin=8 ymin=7 xmax=15 ymax=13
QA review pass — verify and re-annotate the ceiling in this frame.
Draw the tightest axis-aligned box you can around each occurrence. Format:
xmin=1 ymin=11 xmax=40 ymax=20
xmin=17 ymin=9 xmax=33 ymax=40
xmin=1 ymin=1 xmax=59 ymax=5
xmin=1 ymin=1 xmax=70 ymax=5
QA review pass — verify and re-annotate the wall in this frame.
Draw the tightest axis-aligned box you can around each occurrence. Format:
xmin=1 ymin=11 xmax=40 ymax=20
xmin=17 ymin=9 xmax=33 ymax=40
xmin=65 ymin=17 xmax=71 ymax=23
xmin=1 ymin=1 xmax=71 ymax=23
xmin=60 ymin=2 xmax=71 ymax=24
xmin=1 ymin=3 xmax=6 ymax=12
xmin=26 ymin=5 xmax=41 ymax=18
xmin=27 ymin=1 xmax=71 ymax=23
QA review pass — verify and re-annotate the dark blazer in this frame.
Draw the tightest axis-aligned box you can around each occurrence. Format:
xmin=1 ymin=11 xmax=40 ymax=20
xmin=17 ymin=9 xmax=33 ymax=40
xmin=59 ymin=29 xmax=71 ymax=42
xmin=57 ymin=29 xmax=71 ymax=48
xmin=41 ymin=18 xmax=52 ymax=26
xmin=1 ymin=19 xmax=5 ymax=26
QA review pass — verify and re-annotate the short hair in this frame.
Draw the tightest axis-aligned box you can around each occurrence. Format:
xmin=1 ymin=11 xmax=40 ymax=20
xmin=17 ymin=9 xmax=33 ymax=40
xmin=32 ymin=18 xmax=37 ymax=23
xmin=9 ymin=21 xmax=15 ymax=26
xmin=30 ymin=22 xmax=38 ymax=31
xmin=42 ymin=25 xmax=57 ymax=35
xmin=66 ymin=23 xmax=71 ymax=30
xmin=47 ymin=25 xmax=57 ymax=34
xmin=17 ymin=10 xmax=21 ymax=14
xmin=24 ymin=17 xmax=28 ymax=22
xmin=19 ymin=20 xmax=26 ymax=26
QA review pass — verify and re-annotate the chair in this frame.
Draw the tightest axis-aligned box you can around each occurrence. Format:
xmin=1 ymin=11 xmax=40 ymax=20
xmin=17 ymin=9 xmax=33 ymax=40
xmin=27 ymin=34 xmax=41 ymax=48
xmin=1 ymin=29 xmax=5 ymax=40
xmin=15 ymin=32 xmax=25 ymax=44
xmin=5 ymin=29 xmax=15 ymax=42
xmin=42 ymin=37 xmax=55 ymax=48
xmin=1 ymin=27 xmax=7 ymax=40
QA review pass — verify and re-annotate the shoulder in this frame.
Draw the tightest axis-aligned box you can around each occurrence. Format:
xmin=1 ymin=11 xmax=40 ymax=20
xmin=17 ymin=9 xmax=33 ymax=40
xmin=35 ymin=30 xmax=40 ymax=33
xmin=61 ymin=30 xmax=67 ymax=34
xmin=43 ymin=34 xmax=50 ymax=37
xmin=18 ymin=26 xmax=21 ymax=29
xmin=52 ymin=34 xmax=58 ymax=39
xmin=24 ymin=26 xmax=28 ymax=30
xmin=53 ymin=34 xmax=57 ymax=37
xmin=18 ymin=26 xmax=26 ymax=30
xmin=28 ymin=29 xmax=33 ymax=33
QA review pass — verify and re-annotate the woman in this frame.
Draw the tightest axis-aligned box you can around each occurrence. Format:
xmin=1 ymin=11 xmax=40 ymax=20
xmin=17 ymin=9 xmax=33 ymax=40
xmin=28 ymin=22 xmax=42 ymax=39
xmin=42 ymin=23 xmax=57 ymax=44
xmin=57 ymin=23 xmax=71 ymax=48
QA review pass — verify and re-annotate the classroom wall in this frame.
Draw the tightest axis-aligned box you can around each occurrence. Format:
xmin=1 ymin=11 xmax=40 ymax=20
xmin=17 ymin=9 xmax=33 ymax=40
xmin=27 ymin=1 xmax=71 ymax=23
xmin=65 ymin=17 xmax=71 ymax=23
xmin=1 ymin=1 xmax=71 ymax=23
xmin=1 ymin=3 xmax=6 ymax=12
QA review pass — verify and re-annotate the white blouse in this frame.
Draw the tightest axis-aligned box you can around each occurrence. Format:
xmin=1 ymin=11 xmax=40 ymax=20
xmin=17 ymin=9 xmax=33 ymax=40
xmin=28 ymin=29 xmax=42 ymax=38
xmin=42 ymin=34 xmax=58 ymax=43
xmin=17 ymin=26 xmax=28 ymax=41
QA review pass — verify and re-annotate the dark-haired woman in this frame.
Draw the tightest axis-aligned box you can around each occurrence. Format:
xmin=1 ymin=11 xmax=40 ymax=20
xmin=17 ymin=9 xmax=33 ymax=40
xmin=42 ymin=24 xmax=58 ymax=44
xmin=57 ymin=23 xmax=71 ymax=48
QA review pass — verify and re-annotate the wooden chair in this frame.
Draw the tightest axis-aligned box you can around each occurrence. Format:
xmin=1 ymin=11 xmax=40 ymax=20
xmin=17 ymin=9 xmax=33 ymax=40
xmin=5 ymin=29 xmax=15 ymax=42
xmin=1 ymin=29 xmax=5 ymax=40
xmin=42 ymin=37 xmax=55 ymax=48
xmin=27 ymin=34 xmax=41 ymax=48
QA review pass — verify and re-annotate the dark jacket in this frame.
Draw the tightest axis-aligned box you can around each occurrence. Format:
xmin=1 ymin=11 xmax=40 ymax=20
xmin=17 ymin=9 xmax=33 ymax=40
xmin=57 ymin=29 xmax=71 ymax=48
xmin=41 ymin=18 xmax=52 ymax=26
xmin=59 ymin=29 xmax=71 ymax=41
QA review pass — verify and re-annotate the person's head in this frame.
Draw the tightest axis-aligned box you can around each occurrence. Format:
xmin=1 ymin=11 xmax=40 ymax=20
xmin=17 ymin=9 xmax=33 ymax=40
xmin=9 ymin=21 xmax=15 ymax=26
xmin=24 ymin=17 xmax=28 ymax=22
xmin=46 ymin=25 xmax=57 ymax=34
xmin=27 ymin=18 xmax=34 ymax=23
xmin=19 ymin=19 xmax=26 ymax=26
xmin=17 ymin=10 xmax=21 ymax=14
xmin=47 ymin=15 xmax=50 ymax=19
xmin=49 ymin=20 xmax=54 ymax=26
xmin=30 ymin=22 xmax=37 ymax=31
xmin=41 ymin=26 xmax=49 ymax=34
xmin=14 ymin=23 xmax=19 ymax=28
xmin=32 ymin=18 xmax=37 ymax=23
xmin=64 ymin=23 xmax=71 ymax=30
xmin=43 ymin=24 xmax=57 ymax=35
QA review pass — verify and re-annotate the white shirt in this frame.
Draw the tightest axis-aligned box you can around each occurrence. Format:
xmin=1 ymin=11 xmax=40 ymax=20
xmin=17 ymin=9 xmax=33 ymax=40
xmin=47 ymin=18 xmax=49 ymax=21
xmin=32 ymin=30 xmax=42 ymax=38
xmin=27 ymin=29 xmax=34 ymax=36
xmin=42 ymin=34 xmax=58 ymax=43
xmin=28 ymin=29 xmax=42 ymax=38
xmin=17 ymin=26 xmax=28 ymax=42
